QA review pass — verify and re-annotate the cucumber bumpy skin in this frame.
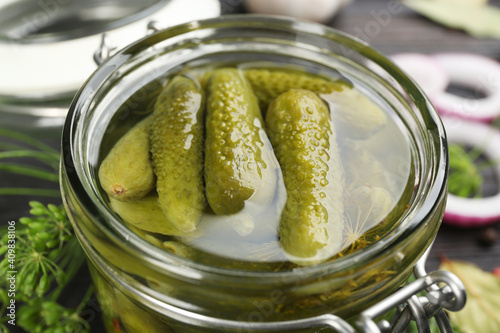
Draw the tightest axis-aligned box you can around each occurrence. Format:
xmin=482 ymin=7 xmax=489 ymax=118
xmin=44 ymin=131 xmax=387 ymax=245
xmin=244 ymin=68 xmax=346 ymax=112
xmin=98 ymin=115 xmax=155 ymax=202
xmin=266 ymin=89 xmax=345 ymax=265
xmin=244 ymin=68 xmax=386 ymax=139
xmin=150 ymin=75 xmax=206 ymax=233
xmin=204 ymin=68 xmax=269 ymax=215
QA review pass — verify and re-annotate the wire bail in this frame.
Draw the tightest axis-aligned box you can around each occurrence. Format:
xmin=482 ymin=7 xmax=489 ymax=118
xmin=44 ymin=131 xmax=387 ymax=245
xmin=355 ymin=247 xmax=467 ymax=333
xmin=93 ymin=34 xmax=118 ymax=66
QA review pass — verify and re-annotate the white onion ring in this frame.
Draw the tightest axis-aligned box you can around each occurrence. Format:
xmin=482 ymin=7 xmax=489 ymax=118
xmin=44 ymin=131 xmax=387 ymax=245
xmin=432 ymin=53 xmax=500 ymax=122
xmin=390 ymin=53 xmax=449 ymax=97
xmin=442 ymin=116 xmax=500 ymax=227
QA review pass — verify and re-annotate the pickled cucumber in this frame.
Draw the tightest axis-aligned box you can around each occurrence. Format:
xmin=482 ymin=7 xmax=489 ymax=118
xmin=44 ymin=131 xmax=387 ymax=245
xmin=266 ymin=89 xmax=344 ymax=265
xmin=98 ymin=116 xmax=155 ymax=201
xmin=109 ymin=194 xmax=195 ymax=237
xmin=114 ymin=288 xmax=170 ymax=333
xmin=205 ymin=68 xmax=270 ymax=215
xmin=150 ymin=75 xmax=206 ymax=233
xmin=124 ymin=222 xmax=164 ymax=247
xmin=244 ymin=68 xmax=387 ymax=139
xmin=244 ymin=68 xmax=345 ymax=111
xmin=99 ymin=63 xmax=410 ymax=269
xmin=343 ymin=139 xmax=394 ymax=191
xmin=89 ymin=266 xmax=119 ymax=332
xmin=323 ymin=88 xmax=387 ymax=140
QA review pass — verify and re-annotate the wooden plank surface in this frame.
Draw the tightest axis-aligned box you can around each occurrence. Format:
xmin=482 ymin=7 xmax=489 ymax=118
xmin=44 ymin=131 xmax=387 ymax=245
xmin=332 ymin=0 xmax=500 ymax=57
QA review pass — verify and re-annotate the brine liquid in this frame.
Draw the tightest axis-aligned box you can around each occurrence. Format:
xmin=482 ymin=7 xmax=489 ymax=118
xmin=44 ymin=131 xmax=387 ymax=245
xmin=99 ymin=61 xmax=413 ymax=270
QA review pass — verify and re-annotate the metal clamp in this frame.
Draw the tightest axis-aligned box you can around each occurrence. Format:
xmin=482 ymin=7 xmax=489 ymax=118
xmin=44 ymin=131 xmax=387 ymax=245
xmin=93 ymin=34 xmax=118 ymax=66
xmin=93 ymin=21 xmax=165 ymax=66
xmin=147 ymin=20 xmax=166 ymax=34
xmin=356 ymin=247 xmax=467 ymax=333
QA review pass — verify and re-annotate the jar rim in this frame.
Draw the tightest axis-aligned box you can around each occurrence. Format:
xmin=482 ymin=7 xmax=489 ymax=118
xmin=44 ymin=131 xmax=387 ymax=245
xmin=62 ymin=14 xmax=448 ymax=280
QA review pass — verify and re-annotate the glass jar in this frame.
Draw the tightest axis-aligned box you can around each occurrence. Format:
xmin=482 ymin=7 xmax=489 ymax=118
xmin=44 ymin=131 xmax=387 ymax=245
xmin=0 ymin=0 xmax=220 ymax=128
xmin=60 ymin=15 xmax=449 ymax=333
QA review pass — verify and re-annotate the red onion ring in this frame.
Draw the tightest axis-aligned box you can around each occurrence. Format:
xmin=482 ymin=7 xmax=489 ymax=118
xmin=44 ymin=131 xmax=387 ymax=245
xmin=391 ymin=52 xmax=500 ymax=122
xmin=391 ymin=53 xmax=449 ymax=97
xmin=432 ymin=53 xmax=500 ymax=122
xmin=442 ymin=116 xmax=500 ymax=227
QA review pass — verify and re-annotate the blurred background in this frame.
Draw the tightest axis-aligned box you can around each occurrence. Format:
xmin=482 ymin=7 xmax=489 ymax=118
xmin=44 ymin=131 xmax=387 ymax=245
xmin=1 ymin=0 xmax=499 ymax=332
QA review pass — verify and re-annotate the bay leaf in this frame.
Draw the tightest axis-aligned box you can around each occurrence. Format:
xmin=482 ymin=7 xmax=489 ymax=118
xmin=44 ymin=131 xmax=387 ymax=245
xmin=454 ymin=0 xmax=488 ymax=5
xmin=403 ymin=0 xmax=500 ymax=39
xmin=440 ymin=259 xmax=500 ymax=333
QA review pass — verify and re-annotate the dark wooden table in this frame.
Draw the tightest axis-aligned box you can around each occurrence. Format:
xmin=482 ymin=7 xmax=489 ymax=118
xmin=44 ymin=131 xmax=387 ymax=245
xmin=1 ymin=0 xmax=499 ymax=332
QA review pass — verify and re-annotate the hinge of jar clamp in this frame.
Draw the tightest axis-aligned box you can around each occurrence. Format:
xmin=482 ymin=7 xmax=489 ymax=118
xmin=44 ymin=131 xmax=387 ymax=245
xmin=93 ymin=34 xmax=117 ymax=66
xmin=355 ymin=246 xmax=467 ymax=333
xmin=93 ymin=21 xmax=165 ymax=66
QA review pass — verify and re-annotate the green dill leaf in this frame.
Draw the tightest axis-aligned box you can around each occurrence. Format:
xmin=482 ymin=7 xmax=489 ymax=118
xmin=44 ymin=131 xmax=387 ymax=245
xmin=29 ymin=201 xmax=46 ymax=209
xmin=19 ymin=217 xmax=32 ymax=224
xmin=0 ymin=150 xmax=59 ymax=167
xmin=46 ymin=239 xmax=60 ymax=249
xmin=37 ymin=274 xmax=50 ymax=297
xmin=36 ymin=232 xmax=53 ymax=242
xmin=0 ymin=187 xmax=61 ymax=196
xmin=0 ymin=141 xmax=25 ymax=151
xmin=0 ymin=129 xmax=92 ymax=332
xmin=0 ymin=129 xmax=61 ymax=197
xmin=18 ymin=297 xmax=91 ymax=332
xmin=47 ymin=203 xmax=59 ymax=212
xmin=22 ymin=268 xmax=39 ymax=297
xmin=27 ymin=221 xmax=47 ymax=231
xmin=0 ymin=128 xmax=59 ymax=155
xmin=448 ymin=143 xmax=483 ymax=198
xmin=0 ymin=162 xmax=59 ymax=182
xmin=1 ymin=201 xmax=91 ymax=332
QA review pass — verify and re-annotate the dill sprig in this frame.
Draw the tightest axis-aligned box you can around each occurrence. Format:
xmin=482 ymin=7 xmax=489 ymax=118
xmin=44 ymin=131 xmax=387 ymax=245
xmin=0 ymin=128 xmax=60 ymax=197
xmin=447 ymin=141 xmax=500 ymax=199
xmin=448 ymin=118 xmax=500 ymax=199
xmin=448 ymin=143 xmax=483 ymax=198
xmin=0 ymin=128 xmax=92 ymax=333
xmin=0 ymin=202 xmax=90 ymax=333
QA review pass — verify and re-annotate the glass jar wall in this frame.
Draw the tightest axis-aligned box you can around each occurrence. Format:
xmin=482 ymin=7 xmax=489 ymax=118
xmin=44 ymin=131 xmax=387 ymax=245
xmin=60 ymin=15 xmax=447 ymax=332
